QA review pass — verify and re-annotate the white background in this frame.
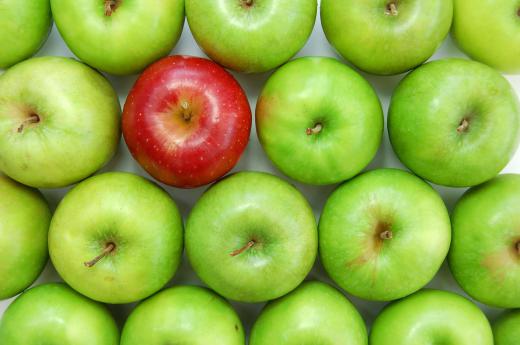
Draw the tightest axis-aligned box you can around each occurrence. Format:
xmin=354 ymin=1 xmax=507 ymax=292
xmin=2 ymin=5 xmax=520 ymax=335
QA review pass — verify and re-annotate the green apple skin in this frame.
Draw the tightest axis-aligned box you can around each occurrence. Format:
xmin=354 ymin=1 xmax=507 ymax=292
xmin=0 ymin=283 xmax=119 ymax=345
xmin=319 ymin=169 xmax=451 ymax=301
xmin=250 ymin=281 xmax=367 ymax=345
xmin=51 ymin=0 xmax=184 ymax=75
xmin=449 ymin=174 xmax=520 ymax=308
xmin=321 ymin=0 xmax=452 ymax=75
xmin=370 ymin=289 xmax=493 ymax=345
xmin=185 ymin=0 xmax=317 ymax=73
xmin=0 ymin=57 xmax=121 ymax=188
xmin=121 ymin=285 xmax=245 ymax=345
xmin=0 ymin=0 xmax=52 ymax=69
xmin=186 ymin=171 xmax=318 ymax=303
xmin=389 ymin=58 xmax=520 ymax=187
xmin=0 ymin=175 xmax=51 ymax=300
xmin=453 ymin=0 xmax=520 ymax=73
xmin=256 ymin=57 xmax=383 ymax=185
xmin=493 ymin=310 xmax=520 ymax=345
xmin=49 ymin=172 xmax=183 ymax=304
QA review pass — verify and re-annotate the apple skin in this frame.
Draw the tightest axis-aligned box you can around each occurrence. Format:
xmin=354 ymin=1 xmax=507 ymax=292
xmin=185 ymin=0 xmax=317 ymax=73
xmin=0 ymin=175 xmax=51 ymax=300
xmin=256 ymin=57 xmax=383 ymax=185
xmin=370 ymin=289 xmax=493 ymax=345
xmin=452 ymin=0 xmax=520 ymax=73
xmin=389 ymin=58 xmax=520 ymax=187
xmin=49 ymin=172 xmax=183 ymax=304
xmin=249 ymin=281 xmax=367 ymax=345
xmin=120 ymin=285 xmax=244 ymax=345
xmin=51 ymin=0 xmax=184 ymax=75
xmin=493 ymin=310 xmax=520 ymax=345
xmin=0 ymin=57 xmax=121 ymax=188
xmin=319 ymin=169 xmax=451 ymax=301
xmin=321 ymin=0 xmax=452 ymax=75
xmin=0 ymin=0 xmax=52 ymax=69
xmin=186 ymin=171 xmax=317 ymax=303
xmin=0 ymin=283 xmax=119 ymax=345
xmin=123 ymin=55 xmax=251 ymax=188
xmin=449 ymin=174 xmax=520 ymax=308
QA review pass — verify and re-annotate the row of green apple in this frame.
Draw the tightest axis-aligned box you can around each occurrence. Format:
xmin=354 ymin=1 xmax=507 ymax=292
xmin=2 ymin=0 xmax=520 ymax=75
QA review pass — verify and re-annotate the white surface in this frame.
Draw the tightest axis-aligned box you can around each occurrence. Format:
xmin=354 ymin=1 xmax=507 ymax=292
xmin=1 ymin=8 xmax=520 ymax=334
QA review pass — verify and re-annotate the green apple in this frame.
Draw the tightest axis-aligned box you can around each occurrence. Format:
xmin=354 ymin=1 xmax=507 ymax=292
xmin=256 ymin=57 xmax=383 ymax=185
xmin=0 ymin=57 xmax=121 ymax=188
xmin=453 ymin=0 xmax=520 ymax=73
xmin=0 ymin=175 xmax=51 ymax=300
xmin=186 ymin=171 xmax=317 ymax=303
xmin=250 ymin=281 xmax=367 ymax=345
xmin=121 ymin=285 xmax=244 ymax=345
xmin=49 ymin=172 xmax=183 ymax=304
xmin=0 ymin=283 xmax=119 ymax=345
xmin=0 ymin=0 xmax=52 ymax=69
xmin=389 ymin=58 xmax=520 ymax=187
xmin=185 ymin=0 xmax=317 ymax=73
xmin=449 ymin=174 xmax=520 ymax=308
xmin=51 ymin=0 xmax=184 ymax=75
xmin=321 ymin=0 xmax=452 ymax=75
xmin=370 ymin=289 xmax=493 ymax=345
xmin=319 ymin=169 xmax=451 ymax=301
xmin=493 ymin=310 xmax=520 ymax=345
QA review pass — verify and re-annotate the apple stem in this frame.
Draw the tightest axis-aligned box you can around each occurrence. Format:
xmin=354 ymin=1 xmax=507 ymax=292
xmin=180 ymin=101 xmax=192 ymax=121
xmin=84 ymin=243 xmax=116 ymax=267
xmin=386 ymin=2 xmax=398 ymax=16
xmin=243 ymin=0 xmax=254 ymax=7
xmin=104 ymin=0 xmax=119 ymax=16
xmin=516 ymin=241 xmax=520 ymax=255
xmin=306 ymin=123 xmax=323 ymax=135
xmin=17 ymin=114 xmax=40 ymax=133
xmin=230 ymin=240 xmax=255 ymax=256
xmin=380 ymin=230 xmax=393 ymax=240
xmin=457 ymin=118 xmax=470 ymax=133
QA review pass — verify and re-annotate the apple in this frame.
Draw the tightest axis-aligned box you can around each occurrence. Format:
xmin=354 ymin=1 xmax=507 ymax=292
xmin=185 ymin=0 xmax=317 ymax=73
xmin=0 ymin=175 xmax=51 ymax=300
xmin=452 ymin=0 xmax=520 ymax=73
xmin=493 ymin=310 xmax=520 ymax=345
xmin=321 ymin=0 xmax=452 ymax=75
xmin=186 ymin=171 xmax=317 ymax=303
xmin=48 ymin=172 xmax=183 ymax=304
xmin=0 ymin=57 xmax=121 ymax=188
xmin=250 ymin=281 xmax=367 ymax=345
xmin=449 ymin=174 xmax=520 ymax=308
xmin=0 ymin=0 xmax=52 ymax=69
xmin=319 ymin=168 xmax=451 ymax=301
xmin=370 ymin=289 xmax=493 ymax=345
xmin=123 ymin=55 xmax=251 ymax=188
xmin=50 ymin=0 xmax=184 ymax=75
xmin=0 ymin=283 xmax=119 ymax=344
xmin=256 ymin=57 xmax=383 ymax=185
xmin=120 ymin=285 xmax=244 ymax=345
xmin=389 ymin=58 xmax=520 ymax=187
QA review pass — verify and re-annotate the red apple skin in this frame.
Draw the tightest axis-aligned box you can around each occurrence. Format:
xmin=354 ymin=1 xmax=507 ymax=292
xmin=122 ymin=55 xmax=251 ymax=188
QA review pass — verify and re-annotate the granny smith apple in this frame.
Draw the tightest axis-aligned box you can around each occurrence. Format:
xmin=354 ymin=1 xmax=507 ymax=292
xmin=0 ymin=0 xmax=52 ymax=69
xmin=321 ymin=0 xmax=452 ymax=75
xmin=493 ymin=310 xmax=520 ymax=345
xmin=389 ymin=58 xmax=520 ymax=187
xmin=49 ymin=172 xmax=183 ymax=304
xmin=0 ymin=175 xmax=51 ymax=300
xmin=370 ymin=289 xmax=493 ymax=345
xmin=250 ymin=281 xmax=367 ymax=345
xmin=453 ymin=0 xmax=520 ymax=73
xmin=51 ymin=0 xmax=184 ymax=75
xmin=0 ymin=283 xmax=119 ymax=345
xmin=121 ymin=285 xmax=244 ymax=345
xmin=186 ymin=171 xmax=317 ymax=303
xmin=319 ymin=169 xmax=451 ymax=301
xmin=449 ymin=174 xmax=520 ymax=308
xmin=0 ymin=57 xmax=120 ymax=188
xmin=185 ymin=0 xmax=317 ymax=73
xmin=256 ymin=57 xmax=383 ymax=185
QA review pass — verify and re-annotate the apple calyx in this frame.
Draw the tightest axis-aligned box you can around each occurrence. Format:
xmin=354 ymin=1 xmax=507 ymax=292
xmin=17 ymin=114 xmax=40 ymax=133
xmin=385 ymin=1 xmax=398 ymax=16
xmin=241 ymin=0 xmax=254 ymax=8
xmin=379 ymin=230 xmax=393 ymax=240
xmin=104 ymin=0 xmax=121 ymax=16
xmin=306 ymin=123 xmax=323 ymax=135
xmin=84 ymin=242 xmax=116 ymax=267
xmin=457 ymin=118 xmax=470 ymax=133
xmin=180 ymin=101 xmax=193 ymax=122
xmin=230 ymin=240 xmax=255 ymax=256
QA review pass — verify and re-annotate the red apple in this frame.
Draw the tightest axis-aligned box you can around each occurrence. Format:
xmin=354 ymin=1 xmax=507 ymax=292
xmin=122 ymin=55 xmax=252 ymax=188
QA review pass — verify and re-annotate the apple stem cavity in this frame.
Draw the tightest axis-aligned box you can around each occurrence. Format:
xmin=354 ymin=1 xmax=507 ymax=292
xmin=385 ymin=1 xmax=398 ymax=16
xmin=516 ymin=241 xmax=520 ymax=255
xmin=230 ymin=240 xmax=255 ymax=256
xmin=457 ymin=118 xmax=470 ymax=133
xmin=380 ymin=230 xmax=393 ymax=240
xmin=17 ymin=114 xmax=40 ymax=133
xmin=84 ymin=242 xmax=116 ymax=267
xmin=241 ymin=0 xmax=254 ymax=8
xmin=104 ymin=0 xmax=121 ymax=16
xmin=306 ymin=123 xmax=323 ymax=135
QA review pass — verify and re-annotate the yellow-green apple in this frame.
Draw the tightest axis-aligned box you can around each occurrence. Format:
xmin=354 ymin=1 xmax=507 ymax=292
xmin=493 ymin=310 xmax=520 ymax=345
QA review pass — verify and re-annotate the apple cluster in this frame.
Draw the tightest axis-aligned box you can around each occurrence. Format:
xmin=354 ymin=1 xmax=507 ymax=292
xmin=1 ymin=0 xmax=520 ymax=344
